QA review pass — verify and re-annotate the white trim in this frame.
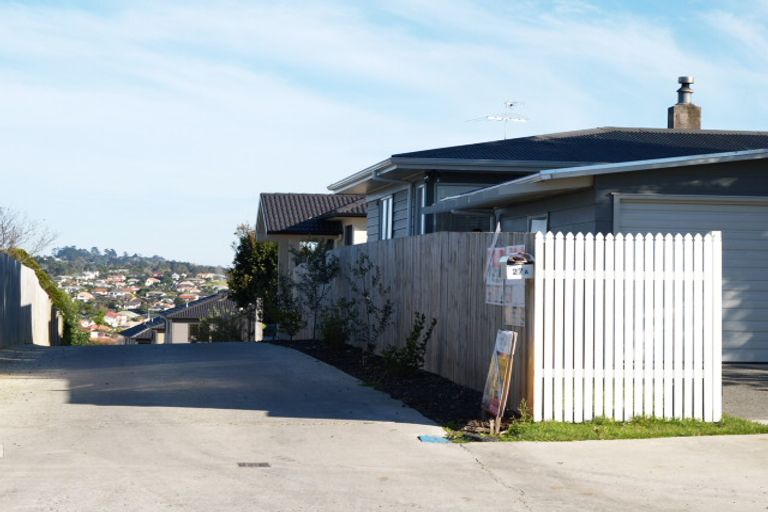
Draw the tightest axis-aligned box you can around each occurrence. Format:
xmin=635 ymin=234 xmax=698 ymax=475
xmin=612 ymin=193 xmax=768 ymax=232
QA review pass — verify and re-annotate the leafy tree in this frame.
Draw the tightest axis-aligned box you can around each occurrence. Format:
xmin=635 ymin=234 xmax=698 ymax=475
xmin=227 ymin=224 xmax=279 ymax=326
xmin=290 ymin=241 xmax=339 ymax=339
xmin=93 ymin=308 xmax=106 ymax=326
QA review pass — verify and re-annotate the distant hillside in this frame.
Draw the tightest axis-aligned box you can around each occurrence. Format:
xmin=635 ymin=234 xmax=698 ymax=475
xmin=39 ymin=246 xmax=225 ymax=277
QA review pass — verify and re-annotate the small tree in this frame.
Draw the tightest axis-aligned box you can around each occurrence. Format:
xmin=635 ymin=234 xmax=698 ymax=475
xmin=291 ymin=241 xmax=339 ymax=339
xmin=0 ymin=206 xmax=56 ymax=255
xmin=275 ymin=275 xmax=305 ymax=340
xmin=348 ymin=252 xmax=392 ymax=354
xmin=227 ymin=225 xmax=278 ymax=336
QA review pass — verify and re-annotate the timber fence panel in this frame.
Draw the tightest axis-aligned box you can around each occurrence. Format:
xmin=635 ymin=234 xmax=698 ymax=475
xmin=531 ymin=231 xmax=722 ymax=422
xmin=323 ymin=232 xmax=533 ymax=404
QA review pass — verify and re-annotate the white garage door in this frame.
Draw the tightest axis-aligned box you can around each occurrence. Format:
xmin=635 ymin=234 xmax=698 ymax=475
xmin=614 ymin=194 xmax=768 ymax=362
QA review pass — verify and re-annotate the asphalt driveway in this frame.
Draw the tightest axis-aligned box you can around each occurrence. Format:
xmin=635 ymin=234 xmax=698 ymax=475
xmin=0 ymin=343 xmax=766 ymax=511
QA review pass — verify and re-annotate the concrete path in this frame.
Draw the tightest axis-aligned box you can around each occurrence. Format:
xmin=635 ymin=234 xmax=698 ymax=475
xmin=0 ymin=343 xmax=767 ymax=511
xmin=724 ymin=364 xmax=768 ymax=424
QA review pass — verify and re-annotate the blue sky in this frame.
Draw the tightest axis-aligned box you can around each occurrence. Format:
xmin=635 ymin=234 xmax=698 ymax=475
xmin=1 ymin=0 xmax=767 ymax=265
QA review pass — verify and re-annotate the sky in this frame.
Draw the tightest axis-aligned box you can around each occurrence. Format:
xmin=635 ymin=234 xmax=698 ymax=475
xmin=1 ymin=0 xmax=768 ymax=266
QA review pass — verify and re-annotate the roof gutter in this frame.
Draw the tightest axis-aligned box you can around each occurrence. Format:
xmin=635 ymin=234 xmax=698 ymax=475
xmin=424 ymin=148 xmax=768 ymax=215
xmin=327 ymin=156 xmax=599 ymax=193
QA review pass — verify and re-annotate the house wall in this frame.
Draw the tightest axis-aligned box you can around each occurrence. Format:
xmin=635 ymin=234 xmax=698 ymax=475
xmin=393 ymin=189 xmax=409 ymax=238
xmin=497 ymin=189 xmax=596 ymax=234
xmin=367 ymin=199 xmax=380 ymax=240
xmin=594 ymin=159 xmax=768 ymax=233
xmin=167 ymin=320 xmax=190 ymax=343
xmin=342 ymin=218 xmax=368 ymax=245
xmin=365 ymin=172 xmax=518 ymax=240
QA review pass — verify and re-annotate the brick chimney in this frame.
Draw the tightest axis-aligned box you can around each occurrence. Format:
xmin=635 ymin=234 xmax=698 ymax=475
xmin=667 ymin=76 xmax=701 ymax=130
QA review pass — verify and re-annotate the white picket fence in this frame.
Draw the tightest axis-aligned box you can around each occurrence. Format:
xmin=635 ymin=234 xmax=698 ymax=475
xmin=532 ymin=231 xmax=722 ymax=423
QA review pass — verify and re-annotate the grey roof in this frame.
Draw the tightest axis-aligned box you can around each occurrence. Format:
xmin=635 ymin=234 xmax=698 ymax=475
xmin=163 ymin=292 xmax=238 ymax=320
xmin=392 ymin=127 xmax=768 ymax=163
xmin=120 ymin=316 xmax=165 ymax=339
xmin=120 ymin=293 xmax=240 ymax=339
xmin=259 ymin=193 xmax=366 ymax=235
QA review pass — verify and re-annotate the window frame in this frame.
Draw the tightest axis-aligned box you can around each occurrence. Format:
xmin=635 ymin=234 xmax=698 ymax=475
xmin=380 ymin=195 xmax=394 ymax=240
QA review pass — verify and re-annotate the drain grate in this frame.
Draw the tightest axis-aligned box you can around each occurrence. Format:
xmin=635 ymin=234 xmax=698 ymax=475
xmin=237 ymin=462 xmax=270 ymax=468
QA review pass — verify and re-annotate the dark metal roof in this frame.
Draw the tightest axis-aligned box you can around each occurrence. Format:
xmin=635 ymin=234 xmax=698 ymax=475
xmin=260 ymin=193 xmax=366 ymax=235
xmin=163 ymin=292 xmax=239 ymax=320
xmin=120 ymin=316 xmax=165 ymax=338
xmin=392 ymin=127 xmax=768 ymax=163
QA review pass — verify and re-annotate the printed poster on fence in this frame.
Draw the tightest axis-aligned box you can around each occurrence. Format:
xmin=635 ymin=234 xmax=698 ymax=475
xmin=481 ymin=330 xmax=518 ymax=417
xmin=485 ymin=244 xmax=526 ymax=308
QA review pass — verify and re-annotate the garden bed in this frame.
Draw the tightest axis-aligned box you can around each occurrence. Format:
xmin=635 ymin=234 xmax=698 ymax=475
xmin=271 ymin=339 xmax=768 ymax=442
xmin=270 ymin=339 xmax=496 ymax=432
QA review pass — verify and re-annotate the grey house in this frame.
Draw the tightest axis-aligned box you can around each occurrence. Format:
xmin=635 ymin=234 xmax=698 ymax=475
xmin=329 ymin=78 xmax=768 ymax=242
xmin=328 ymin=77 xmax=768 ymax=362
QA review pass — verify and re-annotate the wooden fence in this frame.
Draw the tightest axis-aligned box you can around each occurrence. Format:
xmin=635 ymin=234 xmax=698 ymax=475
xmin=327 ymin=232 xmax=535 ymax=406
xmin=532 ymin=232 xmax=723 ymax=422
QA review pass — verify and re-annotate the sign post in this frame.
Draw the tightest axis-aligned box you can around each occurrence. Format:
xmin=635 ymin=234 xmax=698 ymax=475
xmin=481 ymin=329 xmax=519 ymax=434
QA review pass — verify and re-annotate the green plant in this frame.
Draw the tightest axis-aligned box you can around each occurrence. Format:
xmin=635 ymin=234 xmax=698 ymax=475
xmin=195 ymin=306 xmax=245 ymax=342
xmin=348 ymin=252 xmax=393 ymax=354
xmin=4 ymin=247 xmax=88 ymax=345
xmin=290 ymin=241 xmax=339 ymax=339
xmin=276 ymin=275 xmax=305 ymax=340
xmin=382 ymin=312 xmax=437 ymax=376
xmin=227 ymin=224 xmax=279 ymax=330
xmin=319 ymin=298 xmax=357 ymax=349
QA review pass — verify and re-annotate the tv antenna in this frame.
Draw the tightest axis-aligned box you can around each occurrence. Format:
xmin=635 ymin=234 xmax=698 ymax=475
xmin=468 ymin=101 xmax=527 ymax=139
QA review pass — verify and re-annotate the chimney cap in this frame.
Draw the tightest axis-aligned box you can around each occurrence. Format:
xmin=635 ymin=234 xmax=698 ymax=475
xmin=678 ymin=76 xmax=694 ymax=84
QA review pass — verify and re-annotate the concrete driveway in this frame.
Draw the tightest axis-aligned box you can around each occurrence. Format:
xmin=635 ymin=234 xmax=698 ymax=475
xmin=0 ymin=343 xmax=767 ymax=511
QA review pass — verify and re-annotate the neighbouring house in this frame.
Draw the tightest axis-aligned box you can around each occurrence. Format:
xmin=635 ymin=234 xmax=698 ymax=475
xmin=75 ymin=291 xmax=95 ymax=302
xmin=255 ymin=193 xmax=368 ymax=275
xmin=121 ymin=292 xmax=247 ymax=344
xmin=334 ymin=77 xmax=768 ymax=362
xmin=120 ymin=316 xmax=166 ymax=344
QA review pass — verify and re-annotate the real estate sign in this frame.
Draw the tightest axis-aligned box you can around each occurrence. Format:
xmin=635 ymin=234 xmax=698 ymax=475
xmin=481 ymin=329 xmax=518 ymax=419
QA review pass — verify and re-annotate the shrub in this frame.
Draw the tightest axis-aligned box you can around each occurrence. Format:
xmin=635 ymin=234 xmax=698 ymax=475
xmin=276 ymin=275 xmax=305 ymax=340
xmin=382 ymin=312 xmax=437 ymax=376
xmin=319 ymin=298 xmax=357 ymax=349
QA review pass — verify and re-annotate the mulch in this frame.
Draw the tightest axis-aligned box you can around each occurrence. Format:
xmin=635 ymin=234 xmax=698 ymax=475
xmin=269 ymin=339 xmax=512 ymax=433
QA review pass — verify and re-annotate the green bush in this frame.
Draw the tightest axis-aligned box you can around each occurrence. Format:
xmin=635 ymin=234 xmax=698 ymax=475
xmin=4 ymin=248 xmax=88 ymax=345
xmin=382 ymin=312 xmax=437 ymax=376
xmin=319 ymin=298 xmax=356 ymax=349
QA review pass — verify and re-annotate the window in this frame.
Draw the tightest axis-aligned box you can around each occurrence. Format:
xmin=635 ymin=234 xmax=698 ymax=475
xmin=416 ymin=185 xmax=426 ymax=235
xmin=529 ymin=214 xmax=548 ymax=233
xmin=380 ymin=196 xmax=393 ymax=240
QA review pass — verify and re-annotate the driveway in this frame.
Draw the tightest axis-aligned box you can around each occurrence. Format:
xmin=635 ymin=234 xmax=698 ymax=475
xmin=0 ymin=343 xmax=766 ymax=511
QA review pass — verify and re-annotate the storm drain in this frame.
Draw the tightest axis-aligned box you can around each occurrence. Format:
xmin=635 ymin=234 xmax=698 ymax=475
xmin=237 ymin=462 xmax=270 ymax=468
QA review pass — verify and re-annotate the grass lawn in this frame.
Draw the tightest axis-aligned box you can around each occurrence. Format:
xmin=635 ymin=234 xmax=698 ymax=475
xmin=449 ymin=415 xmax=768 ymax=442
